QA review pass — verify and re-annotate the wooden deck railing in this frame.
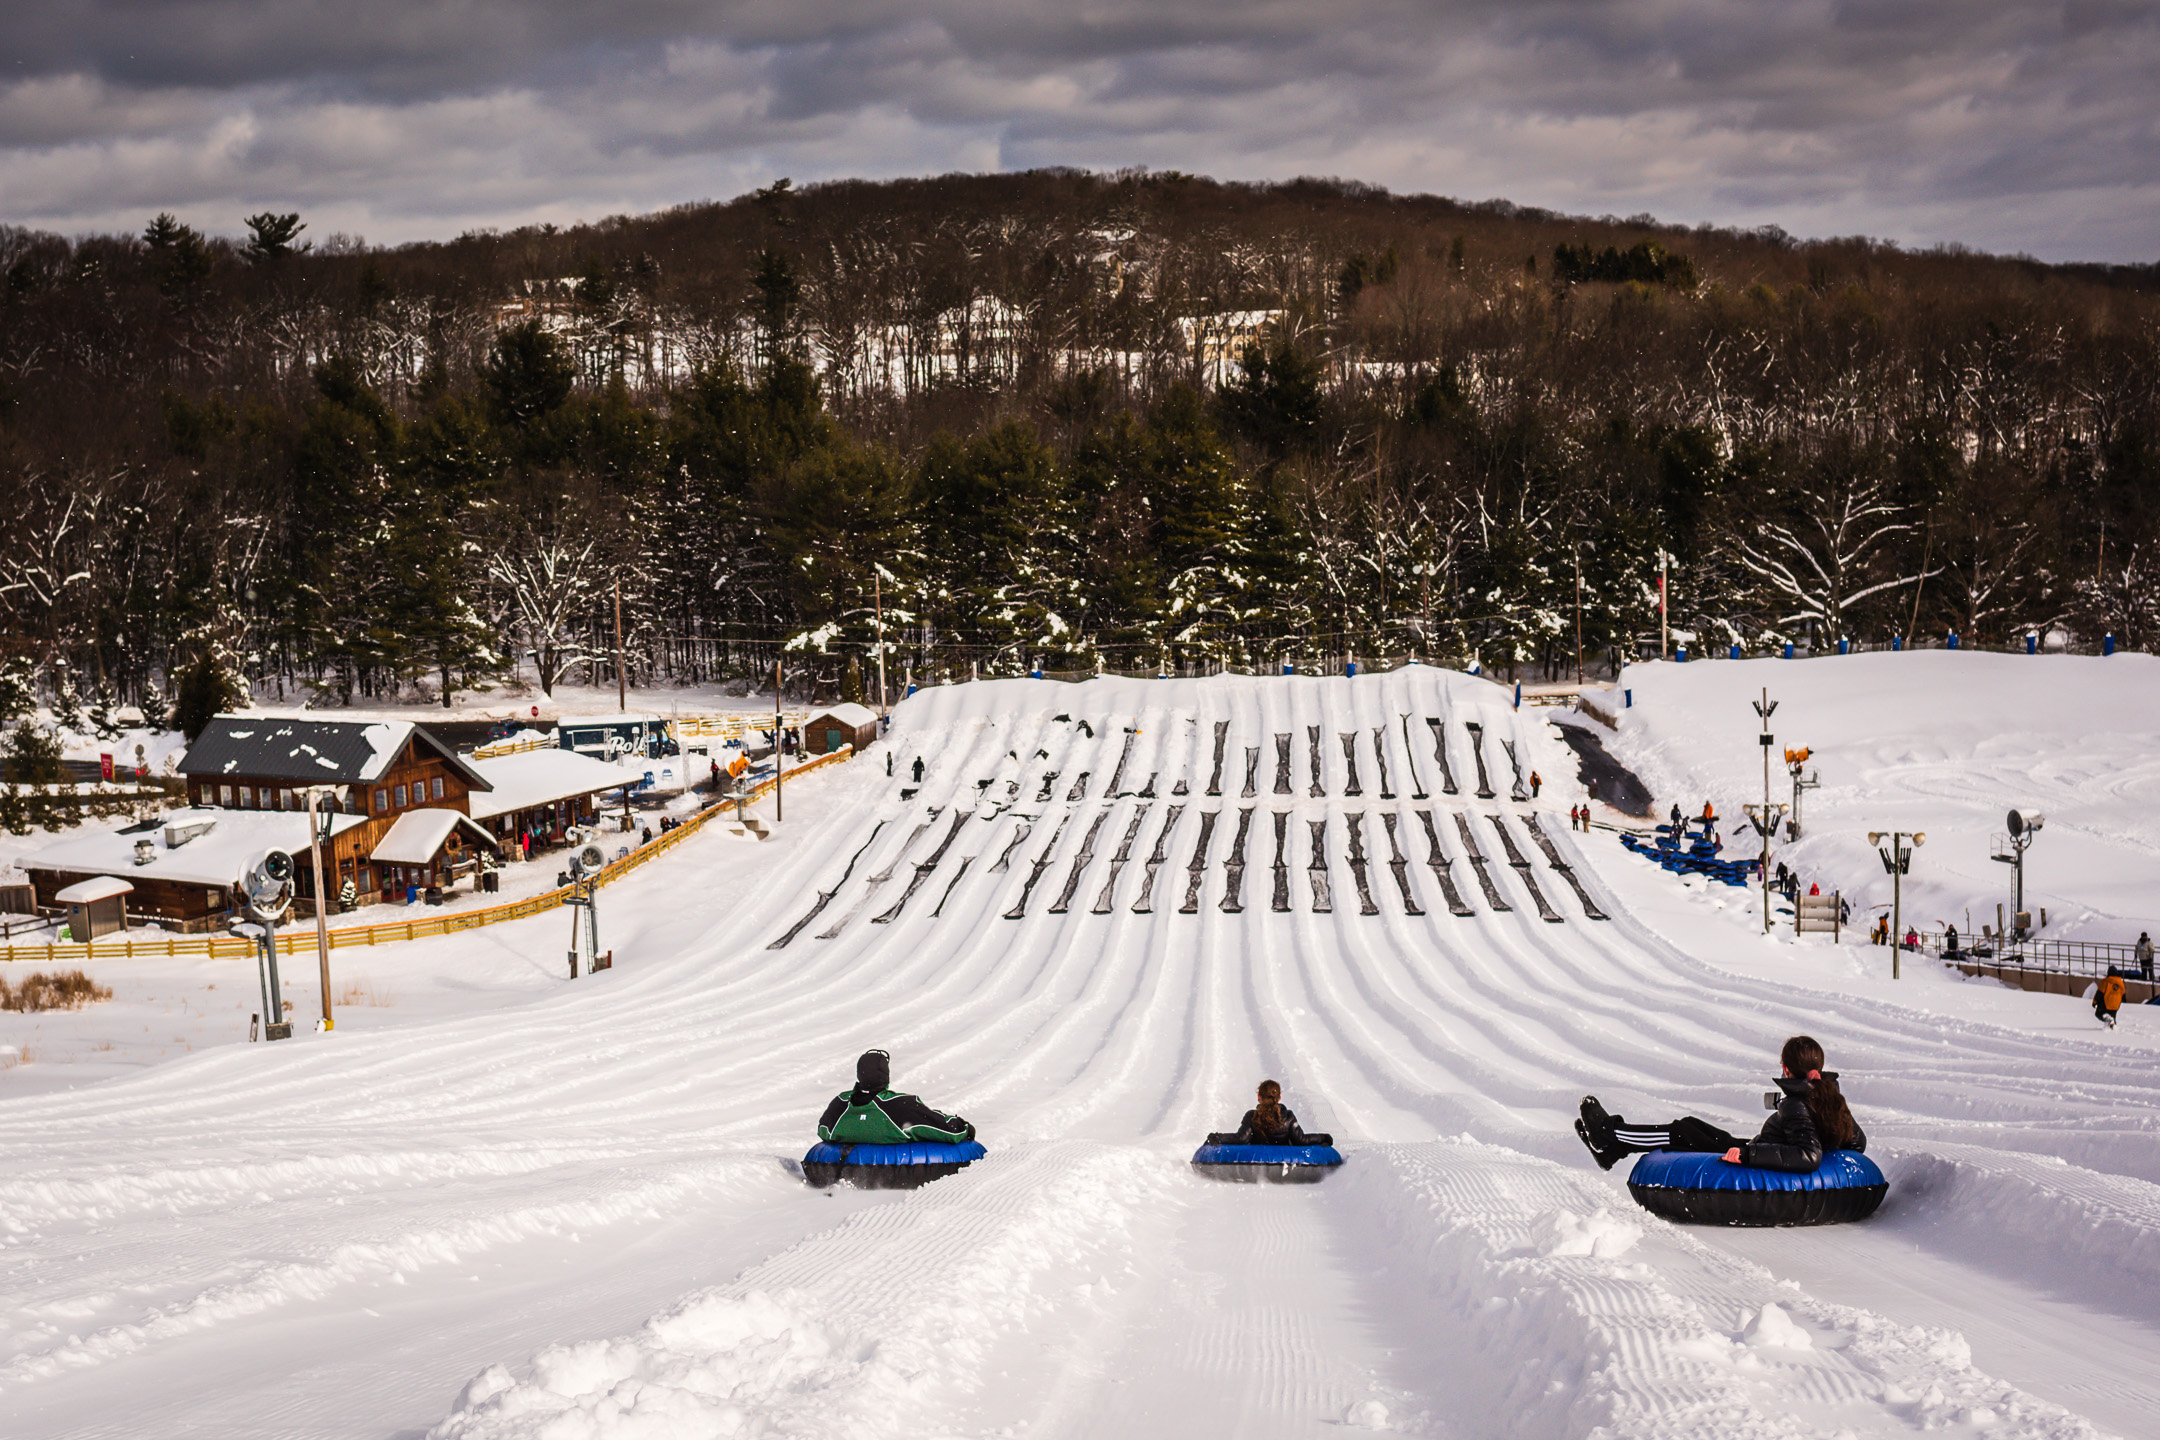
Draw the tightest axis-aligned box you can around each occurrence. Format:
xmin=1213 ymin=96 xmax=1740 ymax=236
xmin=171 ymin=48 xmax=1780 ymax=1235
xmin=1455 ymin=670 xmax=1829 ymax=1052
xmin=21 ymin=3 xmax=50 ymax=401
xmin=0 ymin=746 xmax=852 ymax=964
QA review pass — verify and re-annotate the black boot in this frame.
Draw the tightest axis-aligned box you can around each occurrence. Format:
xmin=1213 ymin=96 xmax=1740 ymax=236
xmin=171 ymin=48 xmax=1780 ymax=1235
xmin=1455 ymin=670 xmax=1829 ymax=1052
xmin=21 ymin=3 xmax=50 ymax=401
xmin=1576 ymin=1097 xmax=1627 ymax=1171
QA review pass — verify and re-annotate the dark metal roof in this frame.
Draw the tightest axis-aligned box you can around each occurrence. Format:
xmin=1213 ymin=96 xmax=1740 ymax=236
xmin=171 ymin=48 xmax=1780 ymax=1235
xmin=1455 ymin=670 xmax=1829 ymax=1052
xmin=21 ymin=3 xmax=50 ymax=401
xmin=178 ymin=717 xmax=492 ymax=791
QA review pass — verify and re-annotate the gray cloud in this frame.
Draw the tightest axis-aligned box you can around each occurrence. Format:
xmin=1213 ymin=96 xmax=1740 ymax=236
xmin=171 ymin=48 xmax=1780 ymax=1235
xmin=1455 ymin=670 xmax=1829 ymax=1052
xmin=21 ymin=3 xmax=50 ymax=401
xmin=2 ymin=1 xmax=2154 ymax=260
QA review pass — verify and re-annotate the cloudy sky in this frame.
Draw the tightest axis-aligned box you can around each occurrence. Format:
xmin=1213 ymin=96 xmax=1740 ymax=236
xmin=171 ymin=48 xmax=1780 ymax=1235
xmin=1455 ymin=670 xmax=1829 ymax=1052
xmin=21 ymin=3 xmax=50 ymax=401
xmin=5 ymin=1 xmax=2156 ymax=261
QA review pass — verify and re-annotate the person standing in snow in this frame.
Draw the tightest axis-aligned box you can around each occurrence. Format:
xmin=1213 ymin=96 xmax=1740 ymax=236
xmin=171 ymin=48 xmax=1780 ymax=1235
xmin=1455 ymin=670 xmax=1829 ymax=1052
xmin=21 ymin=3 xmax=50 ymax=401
xmin=818 ymin=1050 xmax=976 ymax=1144
xmin=1529 ymin=769 xmax=1542 ymax=798
xmin=2137 ymin=932 xmax=2154 ymax=982
xmin=1670 ymin=802 xmax=1683 ymax=830
xmin=2095 ymin=974 xmax=2125 ymax=1029
xmin=1944 ymin=923 xmax=1960 ymax=958
xmin=911 ymin=755 xmax=926 ymax=784
xmin=1576 ymin=1036 xmax=1864 ymax=1173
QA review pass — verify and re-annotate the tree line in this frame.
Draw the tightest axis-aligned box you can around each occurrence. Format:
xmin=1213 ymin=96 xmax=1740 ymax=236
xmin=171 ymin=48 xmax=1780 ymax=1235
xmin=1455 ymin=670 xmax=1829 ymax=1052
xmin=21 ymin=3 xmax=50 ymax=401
xmin=2 ymin=168 xmax=2156 ymax=726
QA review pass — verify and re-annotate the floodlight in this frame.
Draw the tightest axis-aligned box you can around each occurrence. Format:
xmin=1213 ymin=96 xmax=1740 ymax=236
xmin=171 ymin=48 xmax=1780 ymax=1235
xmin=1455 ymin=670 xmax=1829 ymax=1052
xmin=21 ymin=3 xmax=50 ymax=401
xmin=1869 ymin=832 xmax=1884 ymax=845
xmin=1913 ymin=833 xmax=1926 ymax=846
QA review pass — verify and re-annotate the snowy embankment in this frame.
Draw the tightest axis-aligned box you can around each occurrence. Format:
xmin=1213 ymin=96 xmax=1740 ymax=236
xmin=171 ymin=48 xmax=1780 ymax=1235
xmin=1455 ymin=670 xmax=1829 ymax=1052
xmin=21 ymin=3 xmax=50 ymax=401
xmin=2 ymin=668 xmax=2157 ymax=1439
xmin=1595 ymin=650 xmax=2160 ymax=942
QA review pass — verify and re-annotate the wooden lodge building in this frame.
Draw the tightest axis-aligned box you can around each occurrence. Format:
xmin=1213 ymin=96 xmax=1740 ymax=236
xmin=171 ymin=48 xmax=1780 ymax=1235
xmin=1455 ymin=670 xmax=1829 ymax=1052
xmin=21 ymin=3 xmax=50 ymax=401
xmin=21 ymin=716 xmax=647 ymax=931
xmin=176 ymin=717 xmax=500 ymax=907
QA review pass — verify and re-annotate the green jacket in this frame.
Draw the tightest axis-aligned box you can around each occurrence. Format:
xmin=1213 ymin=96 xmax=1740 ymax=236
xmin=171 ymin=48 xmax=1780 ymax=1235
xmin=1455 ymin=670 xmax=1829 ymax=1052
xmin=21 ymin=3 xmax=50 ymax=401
xmin=818 ymin=1086 xmax=976 ymax=1144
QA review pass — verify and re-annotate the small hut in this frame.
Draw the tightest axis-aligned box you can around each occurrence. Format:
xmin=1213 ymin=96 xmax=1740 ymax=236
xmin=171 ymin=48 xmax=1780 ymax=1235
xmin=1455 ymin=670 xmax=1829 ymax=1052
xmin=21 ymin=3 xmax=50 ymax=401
xmin=56 ymin=876 xmax=132 ymax=940
xmin=805 ymin=703 xmax=879 ymax=755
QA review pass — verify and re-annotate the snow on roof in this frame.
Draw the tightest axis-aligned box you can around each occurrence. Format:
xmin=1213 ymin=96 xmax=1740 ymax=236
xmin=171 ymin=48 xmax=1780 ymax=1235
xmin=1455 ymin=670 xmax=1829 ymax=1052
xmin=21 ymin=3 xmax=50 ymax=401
xmin=179 ymin=716 xmax=492 ymax=790
xmin=56 ymin=875 xmax=134 ymax=904
xmin=19 ymin=808 xmax=368 ymax=888
xmin=370 ymin=809 xmax=500 ymax=865
xmin=466 ymin=749 xmax=648 ymax=821
xmin=556 ymin=713 xmax=665 ymax=728
xmin=809 ymin=703 xmax=878 ymax=728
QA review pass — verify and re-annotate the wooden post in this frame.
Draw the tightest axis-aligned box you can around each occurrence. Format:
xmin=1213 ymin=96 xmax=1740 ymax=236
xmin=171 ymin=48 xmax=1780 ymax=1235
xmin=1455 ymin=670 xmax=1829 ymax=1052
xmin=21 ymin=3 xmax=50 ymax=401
xmin=1574 ymin=546 xmax=1584 ymax=685
xmin=774 ymin=656 xmax=784 ymax=823
xmin=307 ymin=788 xmax=335 ymax=1030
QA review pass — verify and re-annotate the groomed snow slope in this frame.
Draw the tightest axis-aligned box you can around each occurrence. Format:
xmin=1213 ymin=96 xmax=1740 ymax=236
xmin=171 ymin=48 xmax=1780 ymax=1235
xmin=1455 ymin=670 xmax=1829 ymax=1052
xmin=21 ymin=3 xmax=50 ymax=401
xmin=4 ymin=669 xmax=2158 ymax=1439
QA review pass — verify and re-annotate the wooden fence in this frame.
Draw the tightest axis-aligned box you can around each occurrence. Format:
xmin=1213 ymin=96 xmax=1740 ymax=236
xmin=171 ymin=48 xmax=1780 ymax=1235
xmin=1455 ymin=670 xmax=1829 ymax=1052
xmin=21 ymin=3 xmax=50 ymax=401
xmin=0 ymin=746 xmax=853 ymax=965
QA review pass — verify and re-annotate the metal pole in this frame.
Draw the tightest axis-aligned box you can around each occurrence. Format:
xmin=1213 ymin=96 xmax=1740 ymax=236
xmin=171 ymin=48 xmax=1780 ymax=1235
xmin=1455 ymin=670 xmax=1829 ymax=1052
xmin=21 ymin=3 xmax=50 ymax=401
xmin=614 ymin=580 xmax=626 ymax=711
xmin=1659 ymin=552 xmax=1669 ymax=660
xmin=774 ymin=656 xmax=784 ymax=823
xmin=307 ymin=788 xmax=334 ymax=1031
xmin=1753 ymin=687 xmax=1776 ymax=935
xmin=2014 ymin=843 xmax=2024 ymax=928
xmin=1892 ymin=838 xmax=1903 ymax=981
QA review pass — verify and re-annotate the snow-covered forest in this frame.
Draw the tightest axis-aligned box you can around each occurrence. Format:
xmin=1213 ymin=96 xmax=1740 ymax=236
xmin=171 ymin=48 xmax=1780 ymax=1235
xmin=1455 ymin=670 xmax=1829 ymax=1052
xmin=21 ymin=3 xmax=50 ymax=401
xmin=3 ymin=170 xmax=2156 ymax=716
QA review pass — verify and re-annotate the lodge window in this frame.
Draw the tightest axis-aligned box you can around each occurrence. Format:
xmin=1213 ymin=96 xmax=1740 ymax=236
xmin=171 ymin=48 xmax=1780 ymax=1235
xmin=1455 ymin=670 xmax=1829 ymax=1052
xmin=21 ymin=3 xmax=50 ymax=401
xmin=432 ymin=777 xmax=444 ymax=800
xmin=357 ymin=867 xmax=371 ymax=891
xmin=395 ymin=784 xmax=408 ymax=808
xmin=374 ymin=789 xmax=387 ymax=812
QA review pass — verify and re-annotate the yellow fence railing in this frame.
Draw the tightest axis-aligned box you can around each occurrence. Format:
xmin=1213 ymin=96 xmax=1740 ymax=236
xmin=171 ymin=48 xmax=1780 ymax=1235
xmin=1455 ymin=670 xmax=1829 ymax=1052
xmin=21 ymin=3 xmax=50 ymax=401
xmin=0 ymin=746 xmax=853 ymax=965
xmin=468 ymin=734 xmax=553 ymax=760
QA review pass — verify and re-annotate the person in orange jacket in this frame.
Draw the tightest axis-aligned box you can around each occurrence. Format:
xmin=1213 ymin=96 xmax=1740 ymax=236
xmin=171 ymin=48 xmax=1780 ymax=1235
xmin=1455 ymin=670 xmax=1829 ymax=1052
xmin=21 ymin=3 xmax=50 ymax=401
xmin=2095 ymin=973 xmax=2125 ymax=1029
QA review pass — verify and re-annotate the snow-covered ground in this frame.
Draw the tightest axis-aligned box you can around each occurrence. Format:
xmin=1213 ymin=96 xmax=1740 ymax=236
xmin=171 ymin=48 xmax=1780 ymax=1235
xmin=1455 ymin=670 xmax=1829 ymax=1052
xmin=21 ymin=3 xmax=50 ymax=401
xmin=1597 ymin=650 xmax=2160 ymax=942
xmin=3 ymin=667 xmax=2157 ymax=1439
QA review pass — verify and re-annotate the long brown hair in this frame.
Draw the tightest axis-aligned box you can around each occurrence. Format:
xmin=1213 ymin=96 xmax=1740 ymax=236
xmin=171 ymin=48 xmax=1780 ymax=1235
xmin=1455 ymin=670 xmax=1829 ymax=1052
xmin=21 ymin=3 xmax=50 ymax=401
xmin=1781 ymin=1035 xmax=1857 ymax=1150
xmin=1255 ymin=1079 xmax=1285 ymax=1135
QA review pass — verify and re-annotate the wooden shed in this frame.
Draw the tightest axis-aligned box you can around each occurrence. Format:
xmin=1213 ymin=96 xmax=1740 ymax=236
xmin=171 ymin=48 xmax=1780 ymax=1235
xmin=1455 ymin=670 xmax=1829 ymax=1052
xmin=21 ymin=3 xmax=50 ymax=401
xmin=805 ymin=703 xmax=879 ymax=756
xmin=56 ymin=875 xmax=132 ymax=941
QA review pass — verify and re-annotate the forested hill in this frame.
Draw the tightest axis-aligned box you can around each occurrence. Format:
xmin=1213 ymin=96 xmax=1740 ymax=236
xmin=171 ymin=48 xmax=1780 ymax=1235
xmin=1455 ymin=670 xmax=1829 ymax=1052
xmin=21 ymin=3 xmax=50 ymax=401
xmin=2 ymin=168 xmax=2156 ymax=725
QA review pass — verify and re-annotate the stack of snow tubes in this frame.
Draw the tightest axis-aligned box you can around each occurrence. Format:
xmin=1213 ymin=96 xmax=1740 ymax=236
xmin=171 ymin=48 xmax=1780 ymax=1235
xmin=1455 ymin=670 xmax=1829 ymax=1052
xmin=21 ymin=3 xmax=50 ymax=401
xmin=1190 ymin=1132 xmax=1343 ymax=1184
xmin=1625 ymin=1148 xmax=1888 ymax=1226
xmin=1621 ymin=823 xmax=1758 ymax=888
xmin=800 ymin=1139 xmax=987 ymax=1190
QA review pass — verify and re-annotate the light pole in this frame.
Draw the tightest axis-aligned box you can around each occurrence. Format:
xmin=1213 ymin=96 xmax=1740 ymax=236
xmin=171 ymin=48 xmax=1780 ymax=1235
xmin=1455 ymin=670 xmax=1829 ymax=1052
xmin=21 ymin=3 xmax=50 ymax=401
xmin=304 ymin=786 xmax=336 ymax=1031
xmin=1742 ymin=802 xmax=1787 ymax=934
xmin=1870 ymin=830 xmax=1926 ymax=979
xmin=1752 ymin=689 xmax=1778 ymax=932
xmin=774 ymin=655 xmax=784 ymax=823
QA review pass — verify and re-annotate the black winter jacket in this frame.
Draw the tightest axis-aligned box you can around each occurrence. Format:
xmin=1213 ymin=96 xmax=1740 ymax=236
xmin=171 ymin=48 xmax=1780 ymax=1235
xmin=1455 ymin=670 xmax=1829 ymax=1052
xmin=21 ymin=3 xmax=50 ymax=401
xmin=1741 ymin=1074 xmax=1866 ymax=1172
xmin=1231 ymin=1106 xmax=1307 ymax=1145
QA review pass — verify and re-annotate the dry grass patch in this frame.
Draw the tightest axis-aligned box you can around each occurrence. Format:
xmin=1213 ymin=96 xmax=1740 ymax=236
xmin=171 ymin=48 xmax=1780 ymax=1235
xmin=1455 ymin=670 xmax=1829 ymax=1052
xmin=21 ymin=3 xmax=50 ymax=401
xmin=337 ymin=979 xmax=392 ymax=1007
xmin=0 ymin=969 xmax=114 ymax=1012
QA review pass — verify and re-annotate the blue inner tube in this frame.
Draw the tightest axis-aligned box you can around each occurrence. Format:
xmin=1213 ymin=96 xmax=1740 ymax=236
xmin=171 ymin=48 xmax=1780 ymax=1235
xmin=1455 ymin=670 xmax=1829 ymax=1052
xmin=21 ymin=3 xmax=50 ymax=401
xmin=1626 ymin=1148 xmax=1887 ymax=1226
xmin=1191 ymin=1139 xmax=1344 ymax=1184
xmin=801 ymin=1139 xmax=986 ymax=1190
